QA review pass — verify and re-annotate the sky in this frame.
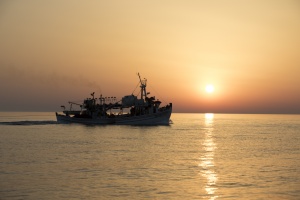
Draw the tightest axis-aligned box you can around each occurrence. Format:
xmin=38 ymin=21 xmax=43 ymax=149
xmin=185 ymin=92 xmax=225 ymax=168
xmin=0 ymin=0 xmax=299 ymax=113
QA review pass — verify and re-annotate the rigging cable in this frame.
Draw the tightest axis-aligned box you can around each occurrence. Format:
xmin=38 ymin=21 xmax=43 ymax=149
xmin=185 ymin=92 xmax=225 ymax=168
xmin=131 ymin=81 xmax=140 ymax=95
xmin=149 ymin=83 xmax=168 ymax=104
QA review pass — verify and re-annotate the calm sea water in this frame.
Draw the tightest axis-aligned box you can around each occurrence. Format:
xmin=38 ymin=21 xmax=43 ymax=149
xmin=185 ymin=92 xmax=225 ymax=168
xmin=0 ymin=112 xmax=299 ymax=199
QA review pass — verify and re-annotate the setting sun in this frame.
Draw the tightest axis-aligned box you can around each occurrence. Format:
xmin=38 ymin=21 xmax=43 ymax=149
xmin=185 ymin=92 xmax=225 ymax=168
xmin=205 ymin=84 xmax=215 ymax=93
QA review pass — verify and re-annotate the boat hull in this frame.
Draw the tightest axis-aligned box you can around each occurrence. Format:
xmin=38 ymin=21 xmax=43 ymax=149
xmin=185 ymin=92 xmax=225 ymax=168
xmin=115 ymin=109 xmax=172 ymax=125
xmin=56 ymin=108 xmax=172 ymax=125
xmin=56 ymin=113 xmax=115 ymax=125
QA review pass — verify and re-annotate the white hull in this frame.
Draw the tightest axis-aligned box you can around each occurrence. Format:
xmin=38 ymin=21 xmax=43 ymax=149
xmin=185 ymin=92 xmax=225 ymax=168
xmin=56 ymin=114 xmax=114 ymax=125
xmin=56 ymin=109 xmax=172 ymax=125
xmin=115 ymin=109 xmax=171 ymax=125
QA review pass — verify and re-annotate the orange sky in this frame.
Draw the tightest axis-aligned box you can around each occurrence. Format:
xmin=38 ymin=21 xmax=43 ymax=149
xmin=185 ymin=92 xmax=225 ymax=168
xmin=0 ymin=0 xmax=299 ymax=113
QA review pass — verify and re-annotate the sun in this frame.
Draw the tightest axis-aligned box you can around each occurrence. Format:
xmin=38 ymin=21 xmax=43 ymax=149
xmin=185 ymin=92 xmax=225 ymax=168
xmin=205 ymin=84 xmax=215 ymax=93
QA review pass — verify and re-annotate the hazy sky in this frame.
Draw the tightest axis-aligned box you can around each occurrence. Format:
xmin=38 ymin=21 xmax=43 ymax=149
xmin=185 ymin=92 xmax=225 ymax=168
xmin=1 ymin=0 xmax=299 ymax=113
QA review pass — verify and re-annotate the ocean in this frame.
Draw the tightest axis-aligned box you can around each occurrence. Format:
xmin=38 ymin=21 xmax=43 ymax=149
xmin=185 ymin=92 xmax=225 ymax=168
xmin=0 ymin=112 xmax=299 ymax=199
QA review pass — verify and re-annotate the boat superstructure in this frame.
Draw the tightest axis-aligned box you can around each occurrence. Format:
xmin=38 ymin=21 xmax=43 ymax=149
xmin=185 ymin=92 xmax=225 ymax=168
xmin=56 ymin=74 xmax=172 ymax=125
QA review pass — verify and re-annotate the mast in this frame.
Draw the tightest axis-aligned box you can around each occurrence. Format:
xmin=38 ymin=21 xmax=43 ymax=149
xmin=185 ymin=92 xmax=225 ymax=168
xmin=138 ymin=73 xmax=147 ymax=100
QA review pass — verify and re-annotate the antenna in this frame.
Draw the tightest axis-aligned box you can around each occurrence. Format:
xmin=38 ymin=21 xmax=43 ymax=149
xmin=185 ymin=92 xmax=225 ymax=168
xmin=137 ymin=72 xmax=142 ymax=84
xmin=137 ymin=72 xmax=147 ymax=100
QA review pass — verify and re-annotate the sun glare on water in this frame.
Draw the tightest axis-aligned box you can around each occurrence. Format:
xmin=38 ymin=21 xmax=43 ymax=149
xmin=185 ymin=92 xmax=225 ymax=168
xmin=205 ymin=84 xmax=215 ymax=93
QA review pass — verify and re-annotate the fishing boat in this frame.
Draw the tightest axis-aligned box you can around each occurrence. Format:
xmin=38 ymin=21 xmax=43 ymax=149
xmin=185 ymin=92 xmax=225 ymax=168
xmin=55 ymin=74 xmax=172 ymax=125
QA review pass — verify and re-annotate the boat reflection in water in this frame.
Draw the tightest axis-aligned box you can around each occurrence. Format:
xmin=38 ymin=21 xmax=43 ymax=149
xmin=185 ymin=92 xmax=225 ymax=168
xmin=199 ymin=113 xmax=218 ymax=199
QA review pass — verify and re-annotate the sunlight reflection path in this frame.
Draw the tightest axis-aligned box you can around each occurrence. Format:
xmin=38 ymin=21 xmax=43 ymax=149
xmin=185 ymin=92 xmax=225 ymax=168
xmin=199 ymin=113 xmax=218 ymax=199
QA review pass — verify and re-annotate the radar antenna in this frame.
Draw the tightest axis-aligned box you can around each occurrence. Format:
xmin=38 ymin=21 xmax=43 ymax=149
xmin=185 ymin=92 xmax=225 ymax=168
xmin=137 ymin=73 xmax=147 ymax=100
